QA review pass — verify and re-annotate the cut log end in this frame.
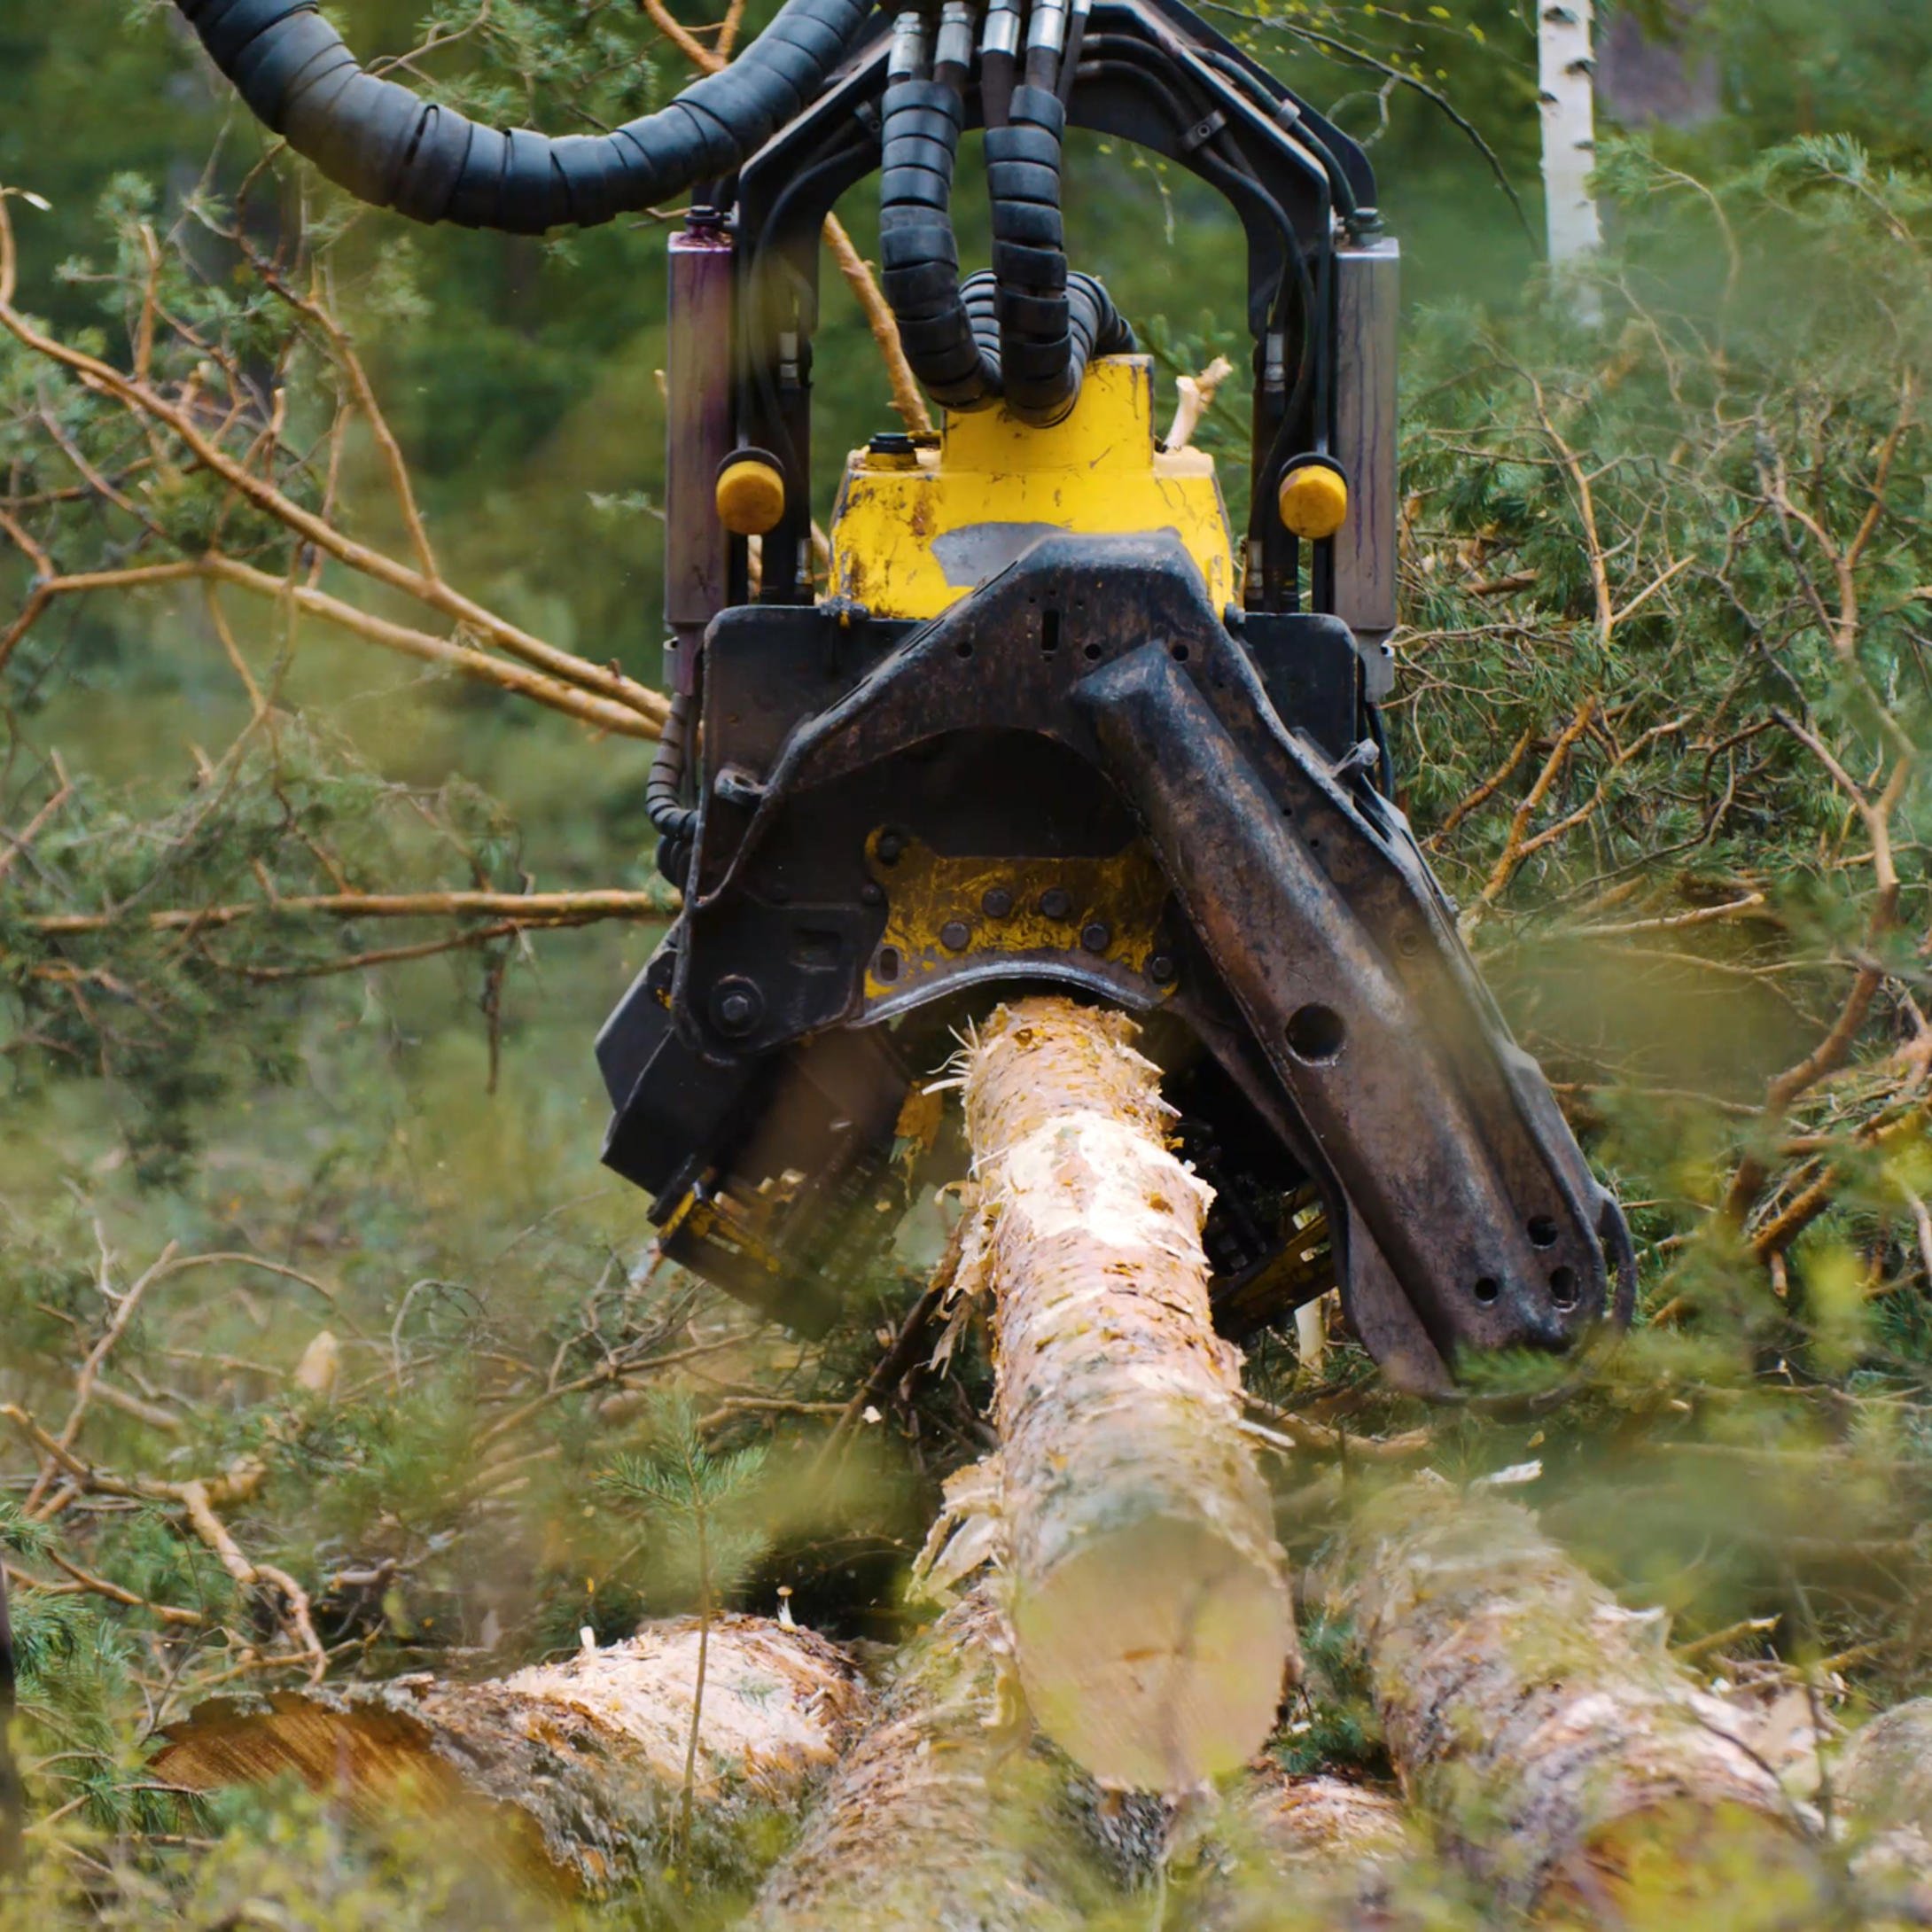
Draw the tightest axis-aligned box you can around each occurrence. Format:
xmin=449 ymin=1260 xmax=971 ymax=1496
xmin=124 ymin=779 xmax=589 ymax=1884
xmin=156 ymin=1695 xmax=467 ymax=1815
xmin=1014 ymin=1515 xmax=1294 ymax=1789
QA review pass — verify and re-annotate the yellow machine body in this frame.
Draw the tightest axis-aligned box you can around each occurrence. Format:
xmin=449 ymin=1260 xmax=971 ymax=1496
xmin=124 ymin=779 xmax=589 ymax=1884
xmin=827 ymin=354 xmax=1236 ymax=620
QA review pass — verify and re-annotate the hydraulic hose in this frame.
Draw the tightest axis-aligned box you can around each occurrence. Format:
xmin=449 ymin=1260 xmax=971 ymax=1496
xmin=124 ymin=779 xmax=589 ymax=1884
xmin=985 ymin=82 xmax=1075 ymax=421
xmin=983 ymin=83 xmax=1132 ymax=422
xmin=174 ymin=0 xmax=874 ymax=233
xmin=878 ymin=72 xmax=1001 ymax=409
xmin=648 ymin=689 xmax=698 ymax=885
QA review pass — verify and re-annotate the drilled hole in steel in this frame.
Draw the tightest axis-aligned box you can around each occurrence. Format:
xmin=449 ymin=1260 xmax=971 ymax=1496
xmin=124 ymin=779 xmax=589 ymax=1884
xmin=1284 ymin=1003 xmax=1346 ymax=1063
xmin=1082 ymin=642 xmax=1102 ymax=662
xmin=1527 ymin=1214 xmax=1560 ymax=1249
xmin=1472 ymin=1275 xmax=1500 ymax=1305
xmin=876 ymin=947 xmax=900 ymax=983
xmin=1548 ymin=1266 xmax=1579 ymax=1309
xmin=1170 ymin=643 xmax=1190 ymax=662
xmin=954 ymin=640 xmax=973 ymax=659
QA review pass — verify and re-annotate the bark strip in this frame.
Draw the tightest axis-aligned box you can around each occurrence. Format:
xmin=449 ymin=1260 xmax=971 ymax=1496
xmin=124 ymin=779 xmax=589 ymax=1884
xmin=746 ymin=1588 xmax=1105 ymax=1931
xmin=1343 ymin=1480 xmax=1819 ymax=1922
xmin=958 ymin=996 xmax=1295 ymax=1791
xmin=154 ymin=1614 xmax=866 ymax=1895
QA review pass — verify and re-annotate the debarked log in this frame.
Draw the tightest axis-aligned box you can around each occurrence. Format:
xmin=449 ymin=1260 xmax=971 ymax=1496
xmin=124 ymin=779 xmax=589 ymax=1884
xmin=956 ymin=996 xmax=1296 ymax=1792
xmin=153 ymin=1612 xmax=867 ymax=1894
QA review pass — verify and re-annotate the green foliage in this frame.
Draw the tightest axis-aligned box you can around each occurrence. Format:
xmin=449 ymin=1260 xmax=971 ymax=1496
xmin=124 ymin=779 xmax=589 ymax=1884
xmin=1273 ymin=1608 xmax=1390 ymax=1780
xmin=599 ymin=1394 xmax=774 ymax=1614
xmin=6 ymin=1 xmax=1932 ymax=1926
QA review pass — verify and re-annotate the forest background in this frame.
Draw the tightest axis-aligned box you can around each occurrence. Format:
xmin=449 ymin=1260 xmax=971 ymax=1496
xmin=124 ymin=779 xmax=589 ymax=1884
xmin=4 ymin=0 xmax=1932 ymax=1925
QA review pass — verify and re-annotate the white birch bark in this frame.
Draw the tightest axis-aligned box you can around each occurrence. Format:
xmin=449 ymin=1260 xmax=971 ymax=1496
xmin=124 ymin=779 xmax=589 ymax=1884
xmin=1539 ymin=0 xmax=1603 ymax=308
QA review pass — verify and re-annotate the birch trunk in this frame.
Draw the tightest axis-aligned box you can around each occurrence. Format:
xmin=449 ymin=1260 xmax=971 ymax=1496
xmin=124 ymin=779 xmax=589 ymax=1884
xmin=957 ymin=996 xmax=1295 ymax=1791
xmin=1539 ymin=0 xmax=1602 ymax=292
xmin=1344 ymin=1481 xmax=1818 ymax=1922
xmin=746 ymin=1587 xmax=1107 ymax=1930
xmin=154 ymin=1613 xmax=866 ymax=1896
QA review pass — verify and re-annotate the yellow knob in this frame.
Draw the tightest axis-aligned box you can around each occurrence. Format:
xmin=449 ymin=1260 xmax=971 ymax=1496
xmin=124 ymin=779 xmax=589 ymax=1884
xmin=716 ymin=456 xmax=787 ymax=536
xmin=1277 ymin=464 xmax=1349 ymax=541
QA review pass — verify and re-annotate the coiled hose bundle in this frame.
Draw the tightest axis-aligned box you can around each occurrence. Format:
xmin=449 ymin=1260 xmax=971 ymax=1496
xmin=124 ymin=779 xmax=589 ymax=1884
xmin=877 ymin=9 xmax=1132 ymax=422
xmin=879 ymin=76 xmax=1001 ymax=410
xmin=174 ymin=0 xmax=875 ymax=232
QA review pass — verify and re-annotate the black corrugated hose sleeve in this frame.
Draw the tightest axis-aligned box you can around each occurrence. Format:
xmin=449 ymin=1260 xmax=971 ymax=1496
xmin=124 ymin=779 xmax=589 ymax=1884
xmin=647 ymin=690 xmax=697 ymax=885
xmin=1067 ymin=267 xmax=1136 ymax=367
xmin=878 ymin=78 xmax=999 ymax=410
xmin=982 ymin=84 xmax=1126 ymax=423
xmin=174 ymin=0 xmax=873 ymax=233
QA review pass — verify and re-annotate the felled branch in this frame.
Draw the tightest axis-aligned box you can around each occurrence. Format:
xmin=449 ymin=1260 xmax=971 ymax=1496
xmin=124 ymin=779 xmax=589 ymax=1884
xmin=27 ymin=886 xmax=673 ymax=938
xmin=0 ymin=196 xmax=664 ymax=732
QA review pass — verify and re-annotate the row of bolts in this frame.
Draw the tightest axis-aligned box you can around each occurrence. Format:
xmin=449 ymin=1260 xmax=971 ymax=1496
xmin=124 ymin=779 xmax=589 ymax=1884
xmin=872 ymin=829 xmax=1180 ymax=982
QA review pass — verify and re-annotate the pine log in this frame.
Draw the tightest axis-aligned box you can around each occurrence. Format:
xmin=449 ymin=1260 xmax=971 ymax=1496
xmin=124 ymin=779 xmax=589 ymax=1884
xmin=1343 ymin=1480 xmax=1819 ymax=1921
xmin=1181 ymin=1766 xmax=1412 ymax=1930
xmin=956 ymin=996 xmax=1296 ymax=1791
xmin=746 ymin=1587 xmax=1110 ymax=1930
xmin=153 ymin=1613 xmax=867 ymax=1895
xmin=1837 ymin=1699 xmax=1932 ymax=1900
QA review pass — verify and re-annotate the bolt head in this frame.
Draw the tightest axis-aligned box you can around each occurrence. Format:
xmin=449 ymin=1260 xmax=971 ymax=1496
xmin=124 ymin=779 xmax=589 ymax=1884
xmin=876 ymin=829 xmax=906 ymax=864
xmin=981 ymin=886 xmax=1014 ymax=920
xmin=1079 ymin=922 xmax=1111 ymax=954
xmin=860 ymin=881 xmax=884 ymax=907
xmin=1148 ymin=953 xmax=1178 ymax=985
xmin=1039 ymin=887 xmax=1073 ymax=921
xmin=939 ymin=920 xmax=971 ymax=953
xmin=710 ymin=977 xmax=764 ymax=1037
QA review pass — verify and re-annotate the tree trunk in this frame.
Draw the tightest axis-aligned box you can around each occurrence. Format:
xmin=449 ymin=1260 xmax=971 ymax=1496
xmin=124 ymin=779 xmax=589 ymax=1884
xmin=1539 ymin=0 xmax=1602 ymax=293
xmin=1837 ymin=1699 xmax=1932 ymax=1902
xmin=953 ymin=996 xmax=1296 ymax=1793
xmin=154 ymin=1613 xmax=867 ymax=1896
xmin=746 ymin=1587 xmax=1109 ymax=1931
xmin=1342 ymin=1480 xmax=1819 ymax=1923
xmin=1180 ymin=1766 xmax=1411 ymax=1929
